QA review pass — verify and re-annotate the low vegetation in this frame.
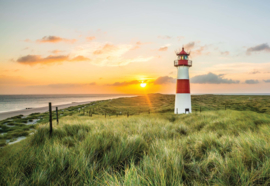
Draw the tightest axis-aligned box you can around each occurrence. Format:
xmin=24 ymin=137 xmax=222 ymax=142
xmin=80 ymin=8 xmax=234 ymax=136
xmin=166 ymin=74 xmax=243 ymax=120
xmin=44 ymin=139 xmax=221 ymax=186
xmin=0 ymin=94 xmax=270 ymax=185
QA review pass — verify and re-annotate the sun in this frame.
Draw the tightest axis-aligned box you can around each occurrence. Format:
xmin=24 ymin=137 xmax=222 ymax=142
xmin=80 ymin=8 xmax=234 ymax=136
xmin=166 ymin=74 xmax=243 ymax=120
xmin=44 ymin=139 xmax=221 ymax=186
xmin=140 ymin=83 xmax=147 ymax=88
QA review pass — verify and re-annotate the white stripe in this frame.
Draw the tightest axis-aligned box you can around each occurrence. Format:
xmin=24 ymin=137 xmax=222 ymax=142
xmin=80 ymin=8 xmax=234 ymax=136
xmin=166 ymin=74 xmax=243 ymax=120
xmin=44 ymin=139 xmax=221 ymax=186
xmin=177 ymin=66 xmax=189 ymax=79
xmin=174 ymin=93 xmax=192 ymax=114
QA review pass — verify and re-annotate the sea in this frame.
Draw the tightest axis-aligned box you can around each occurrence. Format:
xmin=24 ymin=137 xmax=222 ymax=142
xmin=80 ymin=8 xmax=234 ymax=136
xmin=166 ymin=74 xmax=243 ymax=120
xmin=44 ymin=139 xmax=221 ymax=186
xmin=0 ymin=94 xmax=136 ymax=113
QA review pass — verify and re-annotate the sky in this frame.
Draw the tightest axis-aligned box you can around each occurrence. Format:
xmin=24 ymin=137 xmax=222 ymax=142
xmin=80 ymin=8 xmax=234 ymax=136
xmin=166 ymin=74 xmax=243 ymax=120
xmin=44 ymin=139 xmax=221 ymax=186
xmin=0 ymin=0 xmax=270 ymax=94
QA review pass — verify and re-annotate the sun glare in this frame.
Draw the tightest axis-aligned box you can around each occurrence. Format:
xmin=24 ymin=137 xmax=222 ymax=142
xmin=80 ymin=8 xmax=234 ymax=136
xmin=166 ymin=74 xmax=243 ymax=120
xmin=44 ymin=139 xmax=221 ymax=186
xmin=140 ymin=83 xmax=147 ymax=88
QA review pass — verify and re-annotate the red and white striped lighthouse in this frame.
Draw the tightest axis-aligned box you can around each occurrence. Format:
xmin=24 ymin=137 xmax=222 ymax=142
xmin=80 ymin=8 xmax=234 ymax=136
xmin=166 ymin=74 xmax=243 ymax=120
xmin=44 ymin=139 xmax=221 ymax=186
xmin=174 ymin=47 xmax=192 ymax=114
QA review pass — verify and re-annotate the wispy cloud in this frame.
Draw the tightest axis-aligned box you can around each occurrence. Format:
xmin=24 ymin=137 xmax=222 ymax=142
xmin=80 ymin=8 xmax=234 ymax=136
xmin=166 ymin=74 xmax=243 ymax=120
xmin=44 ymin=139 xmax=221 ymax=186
xmin=220 ymin=51 xmax=229 ymax=56
xmin=249 ymin=69 xmax=260 ymax=74
xmin=106 ymin=80 xmax=140 ymax=86
xmin=263 ymin=79 xmax=270 ymax=83
xmin=158 ymin=35 xmax=171 ymax=39
xmin=246 ymin=43 xmax=270 ymax=55
xmin=50 ymin=50 xmax=65 ymax=54
xmin=37 ymin=36 xmax=76 ymax=43
xmin=29 ymin=83 xmax=96 ymax=88
xmin=17 ymin=55 xmax=89 ymax=65
xmin=181 ymin=42 xmax=210 ymax=57
xmin=71 ymin=42 xmax=153 ymax=66
xmin=158 ymin=46 xmax=168 ymax=51
xmin=153 ymin=76 xmax=176 ymax=84
xmin=245 ymin=79 xmax=259 ymax=84
xmin=86 ymin=36 xmax=96 ymax=41
xmin=191 ymin=72 xmax=240 ymax=84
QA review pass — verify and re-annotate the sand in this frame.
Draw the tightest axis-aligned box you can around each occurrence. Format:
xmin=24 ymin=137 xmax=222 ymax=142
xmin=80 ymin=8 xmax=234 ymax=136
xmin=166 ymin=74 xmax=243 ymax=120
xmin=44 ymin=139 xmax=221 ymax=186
xmin=0 ymin=101 xmax=94 ymax=121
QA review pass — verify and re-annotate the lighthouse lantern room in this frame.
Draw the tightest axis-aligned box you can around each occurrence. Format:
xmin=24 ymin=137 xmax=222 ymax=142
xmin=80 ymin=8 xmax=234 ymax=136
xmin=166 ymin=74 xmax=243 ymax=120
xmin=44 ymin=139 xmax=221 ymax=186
xmin=174 ymin=47 xmax=192 ymax=114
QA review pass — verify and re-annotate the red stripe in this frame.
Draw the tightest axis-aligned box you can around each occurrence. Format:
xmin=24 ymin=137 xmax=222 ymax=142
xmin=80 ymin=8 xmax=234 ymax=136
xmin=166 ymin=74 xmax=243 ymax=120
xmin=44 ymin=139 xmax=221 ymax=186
xmin=176 ymin=79 xmax=190 ymax=93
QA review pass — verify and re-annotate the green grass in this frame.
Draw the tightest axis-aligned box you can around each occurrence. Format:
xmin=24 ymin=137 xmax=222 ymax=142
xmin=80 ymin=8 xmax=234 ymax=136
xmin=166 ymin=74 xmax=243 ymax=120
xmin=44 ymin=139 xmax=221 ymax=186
xmin=0 ymin=94 xmax=270 ymax=185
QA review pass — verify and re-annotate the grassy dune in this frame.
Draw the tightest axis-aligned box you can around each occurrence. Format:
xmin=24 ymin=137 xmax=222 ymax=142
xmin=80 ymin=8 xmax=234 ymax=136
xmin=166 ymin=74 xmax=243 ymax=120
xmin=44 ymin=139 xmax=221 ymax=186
xmin=1 ymin=94 xmax=270 ymax=185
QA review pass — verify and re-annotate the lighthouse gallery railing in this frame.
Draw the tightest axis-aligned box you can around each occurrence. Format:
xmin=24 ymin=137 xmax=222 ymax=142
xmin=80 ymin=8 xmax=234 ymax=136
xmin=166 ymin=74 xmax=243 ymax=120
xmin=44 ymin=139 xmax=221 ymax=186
xmin=174 ymin=60 xmax=192 ymax=67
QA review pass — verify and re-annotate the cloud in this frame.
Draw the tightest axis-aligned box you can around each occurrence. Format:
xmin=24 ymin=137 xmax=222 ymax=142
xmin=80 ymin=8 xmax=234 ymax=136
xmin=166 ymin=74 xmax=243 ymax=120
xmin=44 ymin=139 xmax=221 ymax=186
xmin=184 ymin=42 xmax=195 ymax=51
xmin=177 ymin=36 xmax=184 ymax=41
xmin=24 ymin=39 xmax=31 ymax=42
xmin=93 ymin=44 xmax=118 ymax=55
xmin=153 ymin=76 xmax=176 ymax=84
xmin=263 ymin=79 xmax=270 ymax=83
xmin=158 ymin=46 xmax=168 ymax=51
xmin=245 ymin=79 xmax=259 ymax=84
xmin=50 ymin=50 xmax=64 ymax=54
xmin=191 ymin=72 xmax=240 ymax=84
xmin=17 ymin=55 xmax=90 ymax=65
xmin=158 ymin=35 xmax=171 ymax=39
xmin=131 ymin=41 xmax=151 ymax=50
xmin=220 ymin=51 xmax=229 ymax=56
xmin=36 ymin=36 xmax=76 ymax=43
xmin=249 ymin=69 xmax=260 ymax=74
xmin=71 ymin=42 xmax=153 ymax=66
xmin=29 ymin=83 xmax=96 ymax=89
xmin=181 ymin=42 xmax=209 ymax=56
xmin=106 ymin=80 xmax=140 ymax=86
xmin=86 ymin=36 xmax=95 ymax=41
xmin=246 ymin=43 xmax=270 ymax=55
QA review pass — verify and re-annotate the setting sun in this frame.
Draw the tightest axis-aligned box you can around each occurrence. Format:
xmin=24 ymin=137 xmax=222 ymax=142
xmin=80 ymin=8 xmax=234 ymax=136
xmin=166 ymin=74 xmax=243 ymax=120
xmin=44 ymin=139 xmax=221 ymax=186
xmin=140 ymin=83 xmax=147 ymax=88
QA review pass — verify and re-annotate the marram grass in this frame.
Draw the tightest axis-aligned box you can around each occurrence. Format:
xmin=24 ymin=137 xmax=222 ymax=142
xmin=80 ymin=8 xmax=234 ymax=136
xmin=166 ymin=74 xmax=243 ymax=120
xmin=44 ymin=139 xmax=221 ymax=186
xmin=1 ymin=110 xmax=270 ymax=185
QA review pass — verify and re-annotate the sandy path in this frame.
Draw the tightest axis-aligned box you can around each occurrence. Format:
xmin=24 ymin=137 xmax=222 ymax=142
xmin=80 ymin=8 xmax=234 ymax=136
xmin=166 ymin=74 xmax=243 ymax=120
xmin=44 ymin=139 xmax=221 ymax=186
xmin=0 ymin=101 xmax=94 ymax=121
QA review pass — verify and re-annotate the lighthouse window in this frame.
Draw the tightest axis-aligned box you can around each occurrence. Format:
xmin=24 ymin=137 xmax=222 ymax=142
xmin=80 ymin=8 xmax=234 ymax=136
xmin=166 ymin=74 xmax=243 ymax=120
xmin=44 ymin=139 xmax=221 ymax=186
xmin=185 ymin=56 xmax=187 ymax=60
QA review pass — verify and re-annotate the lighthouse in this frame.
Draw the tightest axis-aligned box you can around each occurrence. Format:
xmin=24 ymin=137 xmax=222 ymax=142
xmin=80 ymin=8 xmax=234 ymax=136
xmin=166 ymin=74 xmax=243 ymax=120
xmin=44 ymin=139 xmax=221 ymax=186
xmin=174 ymin=47 xmax=192 ymax=114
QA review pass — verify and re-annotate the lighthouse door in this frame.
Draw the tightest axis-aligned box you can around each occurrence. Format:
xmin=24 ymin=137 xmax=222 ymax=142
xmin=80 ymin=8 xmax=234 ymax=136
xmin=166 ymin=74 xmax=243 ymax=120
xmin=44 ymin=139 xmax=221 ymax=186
xmin=185 ymin=108 xmax=190 ymax=114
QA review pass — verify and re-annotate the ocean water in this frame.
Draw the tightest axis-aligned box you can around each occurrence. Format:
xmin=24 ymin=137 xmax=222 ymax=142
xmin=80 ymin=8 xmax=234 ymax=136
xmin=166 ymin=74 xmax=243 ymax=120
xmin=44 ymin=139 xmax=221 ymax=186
xmin=0 ymin=94 xmax=134 ymax=113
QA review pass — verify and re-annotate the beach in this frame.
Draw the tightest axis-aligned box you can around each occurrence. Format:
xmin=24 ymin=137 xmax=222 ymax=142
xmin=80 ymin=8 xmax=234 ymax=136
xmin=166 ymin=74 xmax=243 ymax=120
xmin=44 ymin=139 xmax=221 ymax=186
xmin=0 ymin=101 xmax=95 ymax=121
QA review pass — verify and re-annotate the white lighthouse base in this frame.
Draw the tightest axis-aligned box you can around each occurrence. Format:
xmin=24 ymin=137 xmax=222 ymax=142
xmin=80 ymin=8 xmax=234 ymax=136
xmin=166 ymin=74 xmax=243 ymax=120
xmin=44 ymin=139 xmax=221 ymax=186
xmin=174 ymin=93 xmax=192 ymax=114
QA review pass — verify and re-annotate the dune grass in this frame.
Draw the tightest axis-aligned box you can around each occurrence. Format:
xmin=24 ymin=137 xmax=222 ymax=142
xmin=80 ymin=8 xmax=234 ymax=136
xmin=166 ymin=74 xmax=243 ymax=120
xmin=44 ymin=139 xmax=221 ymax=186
xmin=1 ymin=107 xmax=270 ymax=185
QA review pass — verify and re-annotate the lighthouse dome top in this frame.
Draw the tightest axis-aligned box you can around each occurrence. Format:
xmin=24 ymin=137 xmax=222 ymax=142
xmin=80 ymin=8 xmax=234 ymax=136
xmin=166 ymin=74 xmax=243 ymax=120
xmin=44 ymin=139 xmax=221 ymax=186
xmin=177 ymin=47 xmax=189 ymax=56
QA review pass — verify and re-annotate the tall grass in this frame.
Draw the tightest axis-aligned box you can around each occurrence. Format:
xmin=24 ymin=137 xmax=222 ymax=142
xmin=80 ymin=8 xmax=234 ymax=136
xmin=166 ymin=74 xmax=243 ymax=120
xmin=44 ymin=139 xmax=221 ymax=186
xmin=1 ymin=110 xmax=270 ymax=185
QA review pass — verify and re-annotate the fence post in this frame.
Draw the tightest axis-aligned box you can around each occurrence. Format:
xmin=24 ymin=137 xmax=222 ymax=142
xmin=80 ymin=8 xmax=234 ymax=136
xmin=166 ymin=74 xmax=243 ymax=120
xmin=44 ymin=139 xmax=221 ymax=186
xmin=149 ymin=109 xmax=150 ymax=114
xmin=200 ymin=107 xmax=201 ymax=113
xmin=225 ymin=104 xmax=226 ymax=110
xmin=105 ymin=112 xmax=106 ymax=118
xmin=56 ymin=107 xmax=59 ymax=125
xmin=49 ymin=102 xmax=52 ymax=135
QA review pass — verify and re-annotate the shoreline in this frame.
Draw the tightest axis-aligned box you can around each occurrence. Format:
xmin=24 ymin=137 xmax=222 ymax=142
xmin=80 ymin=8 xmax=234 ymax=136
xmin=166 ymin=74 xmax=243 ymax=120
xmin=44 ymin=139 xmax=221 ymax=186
xmin=0 ymin=96 xmax=135 ymax=121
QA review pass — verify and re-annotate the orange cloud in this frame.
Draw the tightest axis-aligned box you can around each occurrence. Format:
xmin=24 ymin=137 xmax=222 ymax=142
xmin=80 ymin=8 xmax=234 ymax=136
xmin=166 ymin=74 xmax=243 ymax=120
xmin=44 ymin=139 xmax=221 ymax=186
xmin=29 ymin=82 xmax=97 ymax=88
xmin=106 ymin=80 xmax=140 ymax=86
xmin=17 ymin=55 xmax=90 ymax=65
xmin=86 ymin=36 xmax=96 ymax=41
xmin=71 ymin=42 xmax=154 ymax=66
xmin=158 ymin=46 xmax=168 ymax=51
xmin=37 ymin=36 xmax=76 ymax=43
xmin=93 ymin=44 xmax=118 ymax=55
xmin=50 ymin=50 xmax=64 ymax=54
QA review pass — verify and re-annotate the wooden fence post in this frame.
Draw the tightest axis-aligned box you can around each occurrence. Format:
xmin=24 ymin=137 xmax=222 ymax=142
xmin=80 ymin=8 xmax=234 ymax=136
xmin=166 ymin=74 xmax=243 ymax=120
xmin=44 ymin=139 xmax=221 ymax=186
xmin=56 ymin=107 xmax=59 ymax=125
xmin=49 ymin=102 xmax=52 ymax=135
xmin=105 ymin=112 xmax=106 ymax=118
xmin=225 ymin=104 xmax=226 ymax=110
xmin=149 ymin=109 xmax=150 ymax=114
xmin=200 ymin=107 xmax=201 ymax=113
